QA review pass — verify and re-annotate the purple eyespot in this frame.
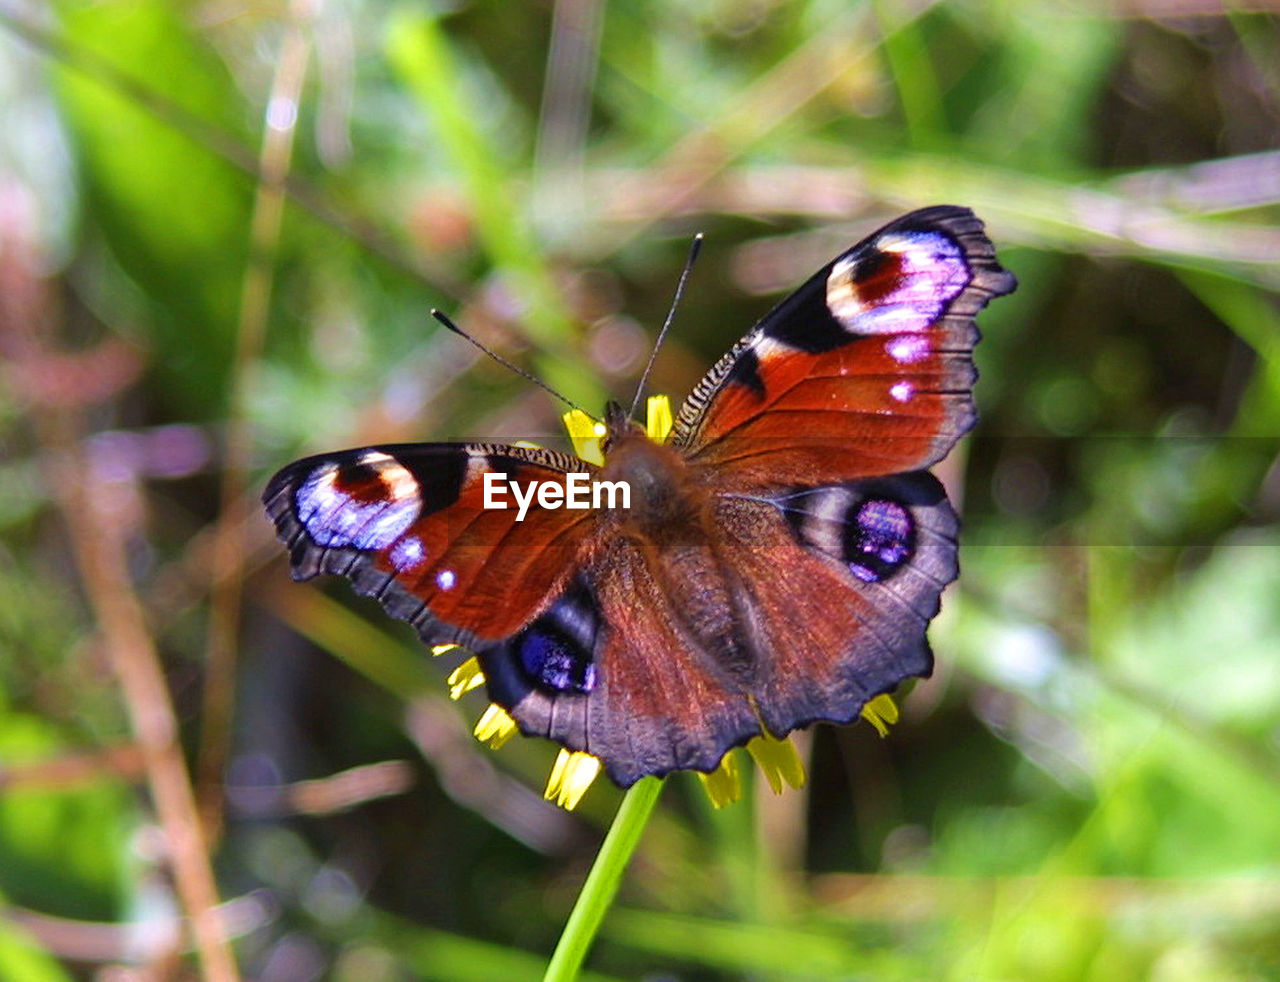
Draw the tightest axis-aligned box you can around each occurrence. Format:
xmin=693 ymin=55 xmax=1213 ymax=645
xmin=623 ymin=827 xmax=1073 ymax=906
xmin=295 ymin=460 xmax=419 ymax=549
xmin=519 ymin=628 xmax=596 ymax=693
xmin=845 ymin=498 xmax=913 ymax=582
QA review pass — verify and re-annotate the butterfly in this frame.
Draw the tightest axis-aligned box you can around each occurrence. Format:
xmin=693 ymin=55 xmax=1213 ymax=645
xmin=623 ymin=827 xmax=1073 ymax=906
xmin=263 ymin=206 xmax=1016 ymax=788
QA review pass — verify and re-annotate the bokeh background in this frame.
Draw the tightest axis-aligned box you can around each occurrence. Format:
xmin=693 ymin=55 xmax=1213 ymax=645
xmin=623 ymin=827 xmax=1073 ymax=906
xmin=1 ymin=1 xmax=1278 ymax=979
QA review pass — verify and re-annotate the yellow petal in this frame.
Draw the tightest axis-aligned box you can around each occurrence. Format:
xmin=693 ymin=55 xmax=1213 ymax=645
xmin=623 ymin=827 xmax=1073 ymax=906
xmin=645 ymin=394 xmax=673 ymax=443
xmin=446 ymin=657 xmax=485 ymax=700
xmin=473 ymin=703 xmax=518 ymax=750
xmin=544 ymin=749 xmax=601 ymax=810
xmin=860 ymin=693 xmax=900 ymax=738
xmin=562 ymin=409 xmax=607 ymax=466
xmin=746 ymin=731 xmax=807 ymax=794
xmin=431 ymin=643 xmax=461 ymax=657
xmin=696 ymin=751 xmax=742 ymax=808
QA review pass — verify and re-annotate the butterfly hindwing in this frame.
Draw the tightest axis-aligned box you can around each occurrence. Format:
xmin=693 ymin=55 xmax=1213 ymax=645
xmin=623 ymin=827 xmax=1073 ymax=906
xmin=672 ymin=206 xmax=1015 ymax=490
xmin=729 ymin=472 xmax=958 ymax=739
xmin=478 ymin=539 xmax=775 ymax=787
xmin=263 ymin=443 xmax=598 ymax=645
xmin=473 ymin=472 xmax=957 ymax=787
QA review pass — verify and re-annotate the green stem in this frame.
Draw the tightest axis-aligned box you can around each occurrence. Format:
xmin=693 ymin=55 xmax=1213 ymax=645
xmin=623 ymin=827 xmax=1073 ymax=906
xmin=543 ymin=777 xmax=664 ymax=982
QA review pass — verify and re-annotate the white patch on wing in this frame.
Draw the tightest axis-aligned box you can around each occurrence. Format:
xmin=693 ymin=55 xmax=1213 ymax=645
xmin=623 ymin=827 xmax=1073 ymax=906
xmin=295 ymin=454 xmax=421 ymax=550
xmin=390 ymin=535 xmax=427 ymax=572
xmin=462 ymin=448 xmax=495 ymax=490
xmin=357 ymin=450 xmax=418 ymax=501
xmin=886 ymin=334 xmax=930 ymax=364
xmin=890 ymin=380 xmax=915 ymax=403
xmin=825 ymin=230 xmax=969 ymax=336
xmin=825 ymin=253 xmax=867 ymax=324
xmin=751 ymin=335 xmax=792 ymax=361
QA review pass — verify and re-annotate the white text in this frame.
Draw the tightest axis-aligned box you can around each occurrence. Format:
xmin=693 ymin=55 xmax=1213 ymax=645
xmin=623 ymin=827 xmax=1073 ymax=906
xmin=482 ymin=472 xmax=630 ymax=521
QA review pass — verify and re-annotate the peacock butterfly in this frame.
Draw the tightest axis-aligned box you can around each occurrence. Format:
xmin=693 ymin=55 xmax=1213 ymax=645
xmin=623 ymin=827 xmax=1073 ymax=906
xmin=263 ymin=206 xmax=1016 ymax=787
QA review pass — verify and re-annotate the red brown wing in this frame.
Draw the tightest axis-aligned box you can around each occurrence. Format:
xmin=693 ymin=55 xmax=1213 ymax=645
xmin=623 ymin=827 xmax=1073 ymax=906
xmin=477 ymin=538 xmax=764 ymax=787
xmin=475 ymin=473 xmax=957 ymax=787
xmin=716 ymin=474 xmax=959 ymax=740
xmin=262 ymin=443 xmax=597 ymax=646
xmin=672 ymin=206 xmax=1015 ymax=490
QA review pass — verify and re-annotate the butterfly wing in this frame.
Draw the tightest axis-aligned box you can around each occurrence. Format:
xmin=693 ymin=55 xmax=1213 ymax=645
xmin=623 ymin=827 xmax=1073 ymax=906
xmin=718 ymin=474 xmax=958 ymax=741
xmin=671 ymin=205 xmax=1015 ymax=490
xmin=262 ymin=443 xmax=598 ymax=646
xmin=588 ymin=206 xmax=1010 ymax=771
xmin=476 ymin=552 xmax=766 ymax=786
xmin=472 ymin=472 xmax=958 ymax=787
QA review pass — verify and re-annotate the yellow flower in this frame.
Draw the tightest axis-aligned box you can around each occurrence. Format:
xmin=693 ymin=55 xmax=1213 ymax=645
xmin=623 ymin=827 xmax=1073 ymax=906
xmin=562 ymin=409 xmax=608 ymax=466
xmin=544 ymin=750 xmax=601 ymax=810
xmin=861 ymin=693 xmax=900 ymax=737
xmin=446 ymin=657 xmax=485 ymax=700
xmin=697 ymin=752 xmax=743 ymax=808
xmin=472 ymin=703 xmax=517 ymax=750
xmin=746 ymin=730 xmax=808 ymax=794
xmin=645 ymin=394 xmax=673 ymax=444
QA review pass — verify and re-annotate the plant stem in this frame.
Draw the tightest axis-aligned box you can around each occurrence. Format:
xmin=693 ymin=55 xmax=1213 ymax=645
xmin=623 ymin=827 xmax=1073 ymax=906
xmin=543 ymin=777 xmax=664 ymax=981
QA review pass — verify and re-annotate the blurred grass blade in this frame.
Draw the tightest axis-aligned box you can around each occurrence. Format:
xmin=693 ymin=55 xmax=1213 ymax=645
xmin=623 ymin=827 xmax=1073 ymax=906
xmin=52 ymin=0 xmax=251 ymax=416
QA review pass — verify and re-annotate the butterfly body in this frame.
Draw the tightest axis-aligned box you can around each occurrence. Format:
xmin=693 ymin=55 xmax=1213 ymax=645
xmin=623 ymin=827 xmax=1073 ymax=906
xmin=264 ymin=206 xmax=1016 ymax=787
xmin=598 ymin=417 xmax=698 ymax=533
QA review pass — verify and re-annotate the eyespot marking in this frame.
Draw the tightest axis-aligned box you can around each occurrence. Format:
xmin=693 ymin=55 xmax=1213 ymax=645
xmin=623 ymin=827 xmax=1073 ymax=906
xmin=294 ymin=454 xmax=421 ymax=550
xmin=846 ymin=498 xmax=913 ymax=583
xmin=512 ymin=581 xmax=600 ymax=694
xmin=826 ymin=230 xmax=969 ymax=335
xmin=518 ymin=628 xmax=597 ymax=693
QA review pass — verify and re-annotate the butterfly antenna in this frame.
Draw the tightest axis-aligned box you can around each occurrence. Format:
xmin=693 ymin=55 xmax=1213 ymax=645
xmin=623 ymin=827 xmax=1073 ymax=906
xmin=627 ymin=232 xmax=704 ymax=420
xmin=430 ymin=309 xmax=585 ymax=414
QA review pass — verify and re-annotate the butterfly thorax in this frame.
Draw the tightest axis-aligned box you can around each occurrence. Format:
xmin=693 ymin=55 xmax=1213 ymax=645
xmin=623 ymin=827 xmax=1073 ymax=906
xmin=599 ymin=427 xmax=703 ymax=536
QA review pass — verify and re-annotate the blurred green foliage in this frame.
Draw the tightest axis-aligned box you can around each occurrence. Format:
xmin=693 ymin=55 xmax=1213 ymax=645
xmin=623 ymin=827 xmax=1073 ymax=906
xmin=0 ymin=0 xmax=1277 ymax=979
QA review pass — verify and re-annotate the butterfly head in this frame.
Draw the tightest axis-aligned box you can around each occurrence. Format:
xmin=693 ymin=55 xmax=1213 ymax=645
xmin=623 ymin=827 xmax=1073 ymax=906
xmin=601 ymin=399 xmax=646 ymax=452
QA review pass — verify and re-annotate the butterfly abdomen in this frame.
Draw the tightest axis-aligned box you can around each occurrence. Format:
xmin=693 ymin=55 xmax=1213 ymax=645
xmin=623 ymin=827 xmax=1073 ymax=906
xmin=579 ymin=429 xmax=765 ymax=688
xmin=656 ymin=542 xmax=756 ymax=681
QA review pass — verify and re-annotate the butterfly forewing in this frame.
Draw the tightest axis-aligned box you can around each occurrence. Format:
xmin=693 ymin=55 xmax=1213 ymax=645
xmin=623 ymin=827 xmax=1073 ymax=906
xmin=263 ymin=443 xmax=599 ymax=645
xmin=672 ymin=206 xmax=1015 ymax=491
